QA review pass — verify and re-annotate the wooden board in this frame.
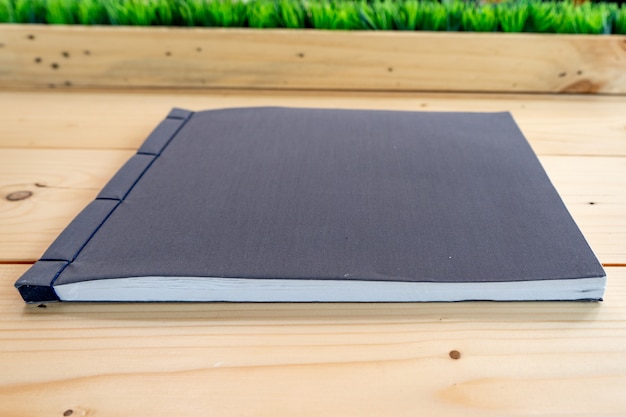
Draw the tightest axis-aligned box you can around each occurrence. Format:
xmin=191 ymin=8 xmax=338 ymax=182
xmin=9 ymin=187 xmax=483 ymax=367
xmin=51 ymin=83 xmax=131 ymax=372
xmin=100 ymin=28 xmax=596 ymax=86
xmin=1 ymin=25 xmax=626 ymax=93
xmin=1 ymin=263 xmax=625 ymax=417
xmin=0 ymin=149 xmax=132 ymax=262
xmin=1 ymin=90 xmax=626 ymax=156
xmin=1 ymin=85 xmax=624 ymax=416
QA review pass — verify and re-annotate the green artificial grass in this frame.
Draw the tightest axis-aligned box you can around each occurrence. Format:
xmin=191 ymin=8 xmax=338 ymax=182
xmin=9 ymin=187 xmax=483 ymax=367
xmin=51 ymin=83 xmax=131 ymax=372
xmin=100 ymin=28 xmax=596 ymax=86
xmin=1 ymin=0 xmax=625 ymax=34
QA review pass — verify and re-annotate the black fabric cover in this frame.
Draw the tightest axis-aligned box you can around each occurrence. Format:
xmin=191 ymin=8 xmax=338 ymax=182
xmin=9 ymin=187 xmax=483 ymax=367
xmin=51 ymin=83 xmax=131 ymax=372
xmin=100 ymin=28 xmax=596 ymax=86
xmin=15 ymin=107 xmax=605 ymax=302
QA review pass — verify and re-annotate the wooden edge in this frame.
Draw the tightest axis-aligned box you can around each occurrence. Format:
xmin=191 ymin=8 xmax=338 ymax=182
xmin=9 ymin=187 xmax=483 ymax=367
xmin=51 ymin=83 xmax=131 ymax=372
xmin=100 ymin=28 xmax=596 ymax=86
xmin=0 ymin=25 xmax=625 ymax=93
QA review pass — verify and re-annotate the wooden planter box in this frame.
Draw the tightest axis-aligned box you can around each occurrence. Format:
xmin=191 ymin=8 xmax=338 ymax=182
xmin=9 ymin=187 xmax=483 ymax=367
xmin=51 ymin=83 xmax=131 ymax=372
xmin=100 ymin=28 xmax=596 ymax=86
xmin=1 ymin=24 xmax=625 ymax=94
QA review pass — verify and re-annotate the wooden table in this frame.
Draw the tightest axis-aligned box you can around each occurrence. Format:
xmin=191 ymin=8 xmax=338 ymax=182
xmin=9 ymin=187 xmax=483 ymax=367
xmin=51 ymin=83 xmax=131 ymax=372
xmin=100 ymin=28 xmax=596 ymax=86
xmin=1 ymin=88 xmax=625 ymax=416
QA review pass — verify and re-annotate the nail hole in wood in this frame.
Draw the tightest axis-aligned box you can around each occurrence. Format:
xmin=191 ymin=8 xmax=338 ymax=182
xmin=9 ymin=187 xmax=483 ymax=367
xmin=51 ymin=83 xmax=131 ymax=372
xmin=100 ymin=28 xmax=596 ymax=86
xmin=449 ymin=350 xmax=461 ymax=360
xmin=27 ymin=34 xmax=35 ymax=40
xmin=34 ymin=57 xmax=42 ymax=63
xmin=63 ymin=410 xmax=73 ymax=416
xmin=62 ymin=51 xmax=70 ymax=58
xmin=51 ymin=62 xmax=59 ymax=70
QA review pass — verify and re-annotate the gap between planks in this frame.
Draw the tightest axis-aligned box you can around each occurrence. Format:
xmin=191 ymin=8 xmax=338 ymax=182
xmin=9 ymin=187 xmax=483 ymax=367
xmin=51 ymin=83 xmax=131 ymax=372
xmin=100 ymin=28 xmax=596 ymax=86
xmin=1 ymin=89 xmax=626 ymax=156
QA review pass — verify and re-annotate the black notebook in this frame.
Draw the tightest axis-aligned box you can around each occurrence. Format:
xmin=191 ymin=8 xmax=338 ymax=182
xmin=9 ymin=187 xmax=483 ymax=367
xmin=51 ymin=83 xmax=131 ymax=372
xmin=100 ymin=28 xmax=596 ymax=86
xmin=16 ymin=107 xmax=606 ymax=303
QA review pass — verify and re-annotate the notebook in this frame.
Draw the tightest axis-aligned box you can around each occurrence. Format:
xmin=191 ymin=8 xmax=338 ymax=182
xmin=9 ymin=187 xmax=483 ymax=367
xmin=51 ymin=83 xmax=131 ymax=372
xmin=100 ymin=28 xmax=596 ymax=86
xmin=15 ymin=107 xmax=606 ymax=302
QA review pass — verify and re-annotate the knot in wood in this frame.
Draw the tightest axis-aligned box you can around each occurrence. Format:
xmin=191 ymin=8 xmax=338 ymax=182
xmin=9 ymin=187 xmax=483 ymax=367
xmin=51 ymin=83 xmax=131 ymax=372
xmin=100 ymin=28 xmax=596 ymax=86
xmin=6 ymin=190 xmax=33 ymax=201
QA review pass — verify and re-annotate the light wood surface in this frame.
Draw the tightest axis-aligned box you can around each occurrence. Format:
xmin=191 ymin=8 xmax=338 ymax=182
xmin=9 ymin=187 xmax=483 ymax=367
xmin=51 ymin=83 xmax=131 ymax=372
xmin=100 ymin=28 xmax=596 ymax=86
xmin=0 ymin=88 xmax=625 ymax=416
xmin=1 ymin=25 xmax=626 ymax=94
xmin=1 ymin=263 xmax=625 ymax=417
xmin=2 ymin=90 xmax=626 ymax=155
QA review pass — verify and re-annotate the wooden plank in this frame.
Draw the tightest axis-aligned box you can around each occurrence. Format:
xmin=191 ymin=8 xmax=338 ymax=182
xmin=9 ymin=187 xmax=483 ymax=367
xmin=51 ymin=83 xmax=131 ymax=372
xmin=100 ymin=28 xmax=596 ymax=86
xmin=1 ymin=25 xmax=625 ymax=93
xmin=0 ymin=148 xmax=624 ymax=264
xmin=541 ymin=157 xmax=626 ymax=265
xmin=1 ymin=263 xmax=625 ymax=416
xmin=1 ymin=90 xmax=626 ymax=156
xmin=0 ymin=149 xmax=133 ymax=262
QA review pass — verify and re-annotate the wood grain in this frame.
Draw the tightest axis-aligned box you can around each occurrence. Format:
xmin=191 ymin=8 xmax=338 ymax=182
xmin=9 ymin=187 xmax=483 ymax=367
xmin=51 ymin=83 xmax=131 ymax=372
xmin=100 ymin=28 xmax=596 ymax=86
xmin=541 ymin=157 xmax=626 ymax=265
xmin=0 ymin=149 xmax=133 ymax=262
xmin=0 ymin=81 xmax=624 ymax=416
xmin=1 ymin=25 xmax=625 ymax=93
xmin=1 ymin=263 xmax=625 ymax=417
xmin=1 ymin=90 xmax=626 ymax=156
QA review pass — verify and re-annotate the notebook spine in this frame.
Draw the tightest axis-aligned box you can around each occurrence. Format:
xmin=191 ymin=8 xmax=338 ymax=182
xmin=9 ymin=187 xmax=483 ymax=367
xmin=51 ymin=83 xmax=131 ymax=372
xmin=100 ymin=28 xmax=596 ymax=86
xmin=15 ymin=261 xmax=68 ymax=302
xmin=138 ymin=108 xmax=193 ymax=155
xmin=15 ymin=108 xmax=194 ymax=302
xmin=97 ymin=154 xmax=156 ymax=200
